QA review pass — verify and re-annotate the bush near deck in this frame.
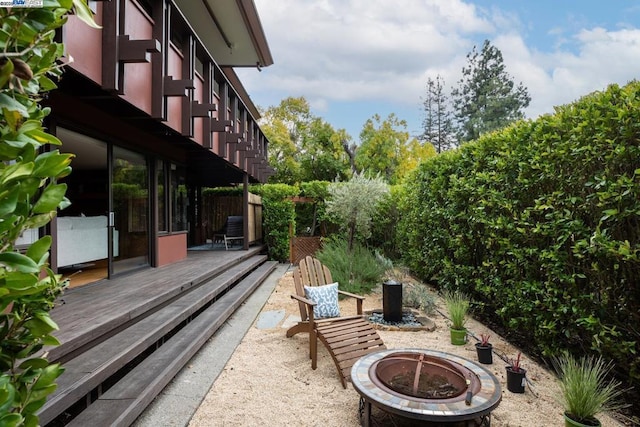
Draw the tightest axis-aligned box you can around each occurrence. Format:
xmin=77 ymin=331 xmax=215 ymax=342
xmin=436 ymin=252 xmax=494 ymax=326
xmin=399 ymin=82 xmax=640 ymax=401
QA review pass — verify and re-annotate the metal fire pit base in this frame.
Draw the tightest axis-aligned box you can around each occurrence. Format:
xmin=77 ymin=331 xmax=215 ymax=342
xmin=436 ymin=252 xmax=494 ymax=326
xmin=351 ymin=349 xmax=502 ymax=427
xmin=359 ymin=399 xmax=491 ymax=426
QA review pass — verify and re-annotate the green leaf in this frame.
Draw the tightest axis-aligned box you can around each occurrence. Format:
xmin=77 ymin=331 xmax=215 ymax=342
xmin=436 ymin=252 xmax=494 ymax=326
xmin=32 ymin=183 xmax=67 ymax=214
xmin=0 ymin=58 xmax=14 ymax=89
xmin=34 ymin=312 xmax=59 ymax=333
xmin=25 ymin=236 xmax=52 ymax=265
xmin=0 ymin=162 xmax=34 ymax=184
xmin=18 ymin=358 xmax=49 ymax=371
xmin=73 ymin=0 xmax=101 ymax=28
xmin=41 ymin=335 xmax=60 ymax=346
xmin=0 ymin=375 xmax=16 ymax=414
xmin=32 ymin=364 xmax=63 ymax=390
xmin=28 ymin=129 xmax=62 ymax=146
xmin=33 ymin=151 xmax=73 ymax=178
xmin=0 ymin=189 xmax=19 ymax=217
xmin=0 ymin=94 xmax=29 ymax=117
xmin=0 ymin=253 xmax=39 ymax=274
xmin=0 ymin=412 xmax=23 ymax=427
xmin=23 ymin=317 xmax=55 ymax=337
xmin=3 ymin=271 xmax=39 ymax=291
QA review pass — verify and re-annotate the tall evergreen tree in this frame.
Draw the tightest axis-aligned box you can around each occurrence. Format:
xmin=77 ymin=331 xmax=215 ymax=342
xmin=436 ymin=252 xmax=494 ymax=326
xmin=421 ymin=75 xmax=455 ymax=153
xmin=452 ymin=40 xmax=531 ymax=143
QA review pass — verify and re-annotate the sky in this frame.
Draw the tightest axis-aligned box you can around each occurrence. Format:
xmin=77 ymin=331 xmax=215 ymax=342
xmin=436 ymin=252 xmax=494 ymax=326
xmin=236 ymin=0 xmax=640 ymax=142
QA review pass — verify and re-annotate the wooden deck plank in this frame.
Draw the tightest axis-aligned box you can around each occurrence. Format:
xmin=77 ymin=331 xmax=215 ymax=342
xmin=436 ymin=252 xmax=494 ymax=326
xmin=46 ymin=247 xmax=264 ymax=362
xmin=65 ymin=261 xmax=277 ymax=427
xmin=38 ymin=255 xmax=269 ymax=425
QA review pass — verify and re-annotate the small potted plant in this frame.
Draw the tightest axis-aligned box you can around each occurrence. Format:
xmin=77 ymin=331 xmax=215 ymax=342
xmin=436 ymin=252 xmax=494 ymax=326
xmin=442 ymin=290 xmax=469 ymax=345
xmin=475 ymin=333 xmax=492 ymax=364
xmin=555 ymin=353 xmax=625 ymax=427
xmin=506 ymin=352 xmax=526 ymax=393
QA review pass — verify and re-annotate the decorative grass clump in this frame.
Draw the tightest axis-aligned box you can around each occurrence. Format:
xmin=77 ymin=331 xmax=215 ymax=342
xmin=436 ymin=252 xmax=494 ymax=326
xmin=555 ymin=354 xmax=625 ymax=424
xmin=442 ymin=290 xmax=469 ymax=330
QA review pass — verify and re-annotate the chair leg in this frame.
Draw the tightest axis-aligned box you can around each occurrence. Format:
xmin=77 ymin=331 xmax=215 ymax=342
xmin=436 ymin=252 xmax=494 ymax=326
xmin=310 ymin=329 xmax=318 ymax=370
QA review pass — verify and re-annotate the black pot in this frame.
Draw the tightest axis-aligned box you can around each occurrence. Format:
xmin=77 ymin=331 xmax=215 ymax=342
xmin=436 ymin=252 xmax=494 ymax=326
xmin=506 ymin=366 xmax=527 ymax=393
xmin=475 ymin=343 xmax=493 ymax=364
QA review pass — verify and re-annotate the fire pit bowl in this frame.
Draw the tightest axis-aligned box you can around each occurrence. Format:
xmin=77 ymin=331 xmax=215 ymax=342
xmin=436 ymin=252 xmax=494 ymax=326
xmin=371 ymin=352 xmax=481 ymax=402
xmin=351 ymin=349 xmax=501 ymax=426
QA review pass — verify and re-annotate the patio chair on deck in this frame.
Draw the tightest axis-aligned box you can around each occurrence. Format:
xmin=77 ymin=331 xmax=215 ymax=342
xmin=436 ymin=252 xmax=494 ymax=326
xmin=213 ymin=216 xmax=244 ymax=250
xmin=286 ymin=256 xmax=386 ymax=388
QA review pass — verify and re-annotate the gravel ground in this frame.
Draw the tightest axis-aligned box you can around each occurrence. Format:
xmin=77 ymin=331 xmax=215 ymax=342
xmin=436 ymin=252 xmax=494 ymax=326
xmin=189 ymin=272 xmax=624 ymax=427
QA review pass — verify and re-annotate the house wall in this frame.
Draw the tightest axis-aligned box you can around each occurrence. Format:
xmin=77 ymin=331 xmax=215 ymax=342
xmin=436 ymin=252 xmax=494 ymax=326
xmin=157 ymin=233 xmax=188 ymax=266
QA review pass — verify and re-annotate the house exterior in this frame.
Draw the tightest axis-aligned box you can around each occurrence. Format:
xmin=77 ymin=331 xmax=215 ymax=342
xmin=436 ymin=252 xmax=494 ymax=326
xmin=27 ymin=0 xmax=274 ymax=280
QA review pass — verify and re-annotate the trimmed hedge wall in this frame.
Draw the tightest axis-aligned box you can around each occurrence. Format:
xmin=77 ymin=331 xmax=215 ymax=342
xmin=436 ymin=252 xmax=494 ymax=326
xmin=251 ymin=184 xmax=299 ymax=262
xmin=399 ymin=82 xmax=640 ymax=393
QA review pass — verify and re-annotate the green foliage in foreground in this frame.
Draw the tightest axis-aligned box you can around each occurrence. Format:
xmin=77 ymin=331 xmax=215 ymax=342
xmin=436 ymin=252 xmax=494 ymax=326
xmin=316 ymin=238 xmax=384 ymax=294
xmin=0 ymin=2 xmax=97 ymax=425
xmin=399 ymin=81 xmax=640 ymax=400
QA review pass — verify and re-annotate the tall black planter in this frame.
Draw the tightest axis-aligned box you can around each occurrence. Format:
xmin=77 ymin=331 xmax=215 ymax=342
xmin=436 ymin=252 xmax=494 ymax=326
xmin=475 ymin=343 xmax=493 ymax=364
xmin=506 ymin=366 xmax=527 ymax=393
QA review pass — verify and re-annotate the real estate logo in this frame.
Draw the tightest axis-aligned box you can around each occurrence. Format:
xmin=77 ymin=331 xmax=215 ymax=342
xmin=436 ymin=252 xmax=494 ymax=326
xmin=0 ymin=0 xmax=43 ymax=7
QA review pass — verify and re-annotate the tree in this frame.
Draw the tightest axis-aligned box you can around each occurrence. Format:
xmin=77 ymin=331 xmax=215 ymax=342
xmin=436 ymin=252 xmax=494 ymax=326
xmin=421 ymin=75 xmax=455 ymax=152
xmin=356 ymin=113 xmax=433 ymax=184
xmin=259 ymin=97 xmax=351 ymax=183
xmin=452 ymin=39 xmax=531 ymax=143
xmin=0 ymin=1 xmax=97 ymax=425
xmin=325 ymin=173 xmax=389 ymax=252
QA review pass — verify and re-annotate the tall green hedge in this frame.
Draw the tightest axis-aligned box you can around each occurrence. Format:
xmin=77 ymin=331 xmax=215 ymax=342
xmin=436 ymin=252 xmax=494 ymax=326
xmin=251 ymin=184 xmax=298 ymax=262
xmin=399 ymin=82 xmax=640 ymax=395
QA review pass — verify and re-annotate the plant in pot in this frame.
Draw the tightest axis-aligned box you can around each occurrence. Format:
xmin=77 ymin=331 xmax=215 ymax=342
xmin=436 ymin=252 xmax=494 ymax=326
xmin=442 ymin=290 xmax=469 ymax=345
xmin=506 ymin=352 xmax=527 ymax=393
xmin=555 ymin=353 xmax=625 ymax=427
xmin=475 ymin=333 xmax=493 ymax=364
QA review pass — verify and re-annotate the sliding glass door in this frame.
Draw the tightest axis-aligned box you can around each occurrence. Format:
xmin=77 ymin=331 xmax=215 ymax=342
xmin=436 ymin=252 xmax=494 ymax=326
xmin=111 ymin=146 xmax=149 ymax=275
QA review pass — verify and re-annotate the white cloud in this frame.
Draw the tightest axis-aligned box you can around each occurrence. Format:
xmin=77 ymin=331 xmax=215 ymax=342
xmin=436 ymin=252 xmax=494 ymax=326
xmin=238 ymin=0 xmax=640 ymax=137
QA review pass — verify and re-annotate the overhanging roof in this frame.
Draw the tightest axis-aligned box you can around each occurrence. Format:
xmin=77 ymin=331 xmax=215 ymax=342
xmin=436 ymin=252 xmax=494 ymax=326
xmin=172 ymin=0 xmax=274 ymax=69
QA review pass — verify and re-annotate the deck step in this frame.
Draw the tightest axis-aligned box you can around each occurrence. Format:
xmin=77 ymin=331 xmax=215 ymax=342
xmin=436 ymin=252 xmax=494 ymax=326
xmin=65 ymin=261 xmax=277 ymax=427
xmin=40 ymin=257 xmax=276 ymax=426
xmin=47 ymin=247 xmax=265 ymax=364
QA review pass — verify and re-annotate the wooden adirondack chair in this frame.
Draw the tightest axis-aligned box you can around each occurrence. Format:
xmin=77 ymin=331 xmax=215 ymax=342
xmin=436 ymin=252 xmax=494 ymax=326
xmin=286 ymin=256 xmax=386 ymax=388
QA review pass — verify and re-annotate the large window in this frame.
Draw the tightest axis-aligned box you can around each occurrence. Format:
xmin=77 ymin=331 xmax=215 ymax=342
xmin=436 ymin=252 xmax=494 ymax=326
xmin=171 ymin=164 xmax=188 ymax=232
xmin=157 ymin=159 xmax=166 ymax=232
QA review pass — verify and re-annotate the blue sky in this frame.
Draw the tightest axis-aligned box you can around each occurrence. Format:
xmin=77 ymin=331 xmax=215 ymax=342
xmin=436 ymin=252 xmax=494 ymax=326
xmin=236 ymin=0 xmax=640 ymax=142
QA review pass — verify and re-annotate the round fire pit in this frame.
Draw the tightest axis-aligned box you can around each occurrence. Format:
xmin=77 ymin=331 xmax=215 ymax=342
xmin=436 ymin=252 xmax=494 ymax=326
xmin=351 ymin=349 xmax=501 ymax=426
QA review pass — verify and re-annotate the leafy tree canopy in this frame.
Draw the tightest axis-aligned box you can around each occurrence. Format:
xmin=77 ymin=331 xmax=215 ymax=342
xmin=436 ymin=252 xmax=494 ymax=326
xmin=259 ymin=97 xmax=351 ymax=184
xmin=356 ymin=113 xmax=435 ymax=184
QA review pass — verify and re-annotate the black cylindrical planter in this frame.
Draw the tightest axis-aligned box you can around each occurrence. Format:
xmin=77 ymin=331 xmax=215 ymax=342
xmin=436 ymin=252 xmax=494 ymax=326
xmin=475 ymin=343 xmax=493 ymax=364
xmin=382 ymin=280 xmax=403 ymax=322
xmin=506 ymin=367 xmax=527 ymax=393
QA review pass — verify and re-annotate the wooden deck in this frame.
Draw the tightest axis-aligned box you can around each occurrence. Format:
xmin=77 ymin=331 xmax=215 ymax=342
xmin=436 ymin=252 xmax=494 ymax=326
xmin=40 ymin=246 xmax=277 ymax=426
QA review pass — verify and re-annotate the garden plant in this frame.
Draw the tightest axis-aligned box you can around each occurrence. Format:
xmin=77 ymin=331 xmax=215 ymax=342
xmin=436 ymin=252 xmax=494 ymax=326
xmin=0 ymin=1 xmax=97 ymax=425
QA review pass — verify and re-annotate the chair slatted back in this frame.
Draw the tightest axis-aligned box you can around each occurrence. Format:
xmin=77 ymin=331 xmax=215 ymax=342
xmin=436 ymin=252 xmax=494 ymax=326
xmin=292 ymin=256 xmax=333 ymax=321
xmin=225 ymin=216 xmax=243 ymax=237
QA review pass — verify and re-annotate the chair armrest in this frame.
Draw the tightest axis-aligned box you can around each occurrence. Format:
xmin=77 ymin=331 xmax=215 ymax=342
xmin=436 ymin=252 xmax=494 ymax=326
xmin=291 ymin=294 xmax=317 ymax=307
xmin=338 ymin=290 xmax=365 ymax=300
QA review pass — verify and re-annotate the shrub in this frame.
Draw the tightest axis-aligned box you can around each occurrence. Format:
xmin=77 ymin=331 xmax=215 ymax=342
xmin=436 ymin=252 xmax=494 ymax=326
xmin=403 ymin=283 xmax=436 ymax=315
xmin=399 ymin=81 xmax=640 ymax=412
xmin=316 ymin=238 xmax=384 ymax=294
xmin=0 ymin=2 xmax=97 ymax=425
xmin=251 ymin=184 xmax=298 ymax=262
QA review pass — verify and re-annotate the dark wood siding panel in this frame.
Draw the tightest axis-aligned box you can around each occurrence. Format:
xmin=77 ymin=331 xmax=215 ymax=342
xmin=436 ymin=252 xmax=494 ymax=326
xmin=193 ymin=72 xmax=205 ymax=146
xmin=121 ymin=0 xmax=154 ymax=114
xmin=166 ymin=42 xmax=183 ymax=133
xmin=64 ymin=5 xmax=104 ymax=84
